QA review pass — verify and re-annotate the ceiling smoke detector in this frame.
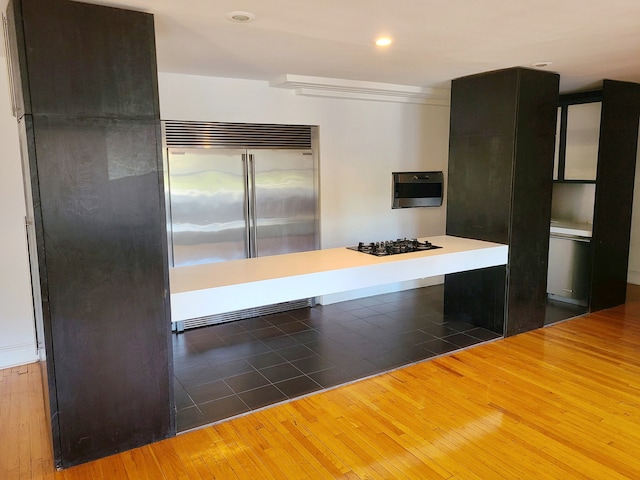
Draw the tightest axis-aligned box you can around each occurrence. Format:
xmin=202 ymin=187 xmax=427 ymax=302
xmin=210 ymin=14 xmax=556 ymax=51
xmin=531 ymin=61 xmax=553 ymax=68
xmin=226 ymin=11 xmax=256 ymax=23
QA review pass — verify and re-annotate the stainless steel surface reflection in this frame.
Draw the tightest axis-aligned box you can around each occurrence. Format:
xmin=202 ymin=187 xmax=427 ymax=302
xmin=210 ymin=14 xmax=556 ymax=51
xmin=167 ymin=148 xmax=317 ymax=266
xmin=547 ymin=233 xmax=591 ymax=306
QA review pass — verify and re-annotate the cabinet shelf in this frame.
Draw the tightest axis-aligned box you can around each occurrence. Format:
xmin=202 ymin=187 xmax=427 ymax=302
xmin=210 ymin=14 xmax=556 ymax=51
xmin=552 ymin=179 xmax=596 ymax=184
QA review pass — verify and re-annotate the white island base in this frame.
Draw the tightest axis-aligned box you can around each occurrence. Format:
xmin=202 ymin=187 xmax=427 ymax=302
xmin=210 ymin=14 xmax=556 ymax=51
xmin=170 ymin=235 xmax=508 ymax=323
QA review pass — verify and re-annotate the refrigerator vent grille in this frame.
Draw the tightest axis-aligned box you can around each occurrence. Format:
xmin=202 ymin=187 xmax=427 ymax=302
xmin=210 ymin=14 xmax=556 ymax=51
xmin=163 ymin=121 xmax=313 ymax=149
xmin=181 ymin=299 xmax=313 ymax=330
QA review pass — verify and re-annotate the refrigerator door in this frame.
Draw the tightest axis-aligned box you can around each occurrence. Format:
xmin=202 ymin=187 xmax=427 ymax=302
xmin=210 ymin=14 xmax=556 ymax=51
xmin=249 ymin=149 xmax=317 ymax=257
xmin=168 ymin=148 xmax=248 ymax=266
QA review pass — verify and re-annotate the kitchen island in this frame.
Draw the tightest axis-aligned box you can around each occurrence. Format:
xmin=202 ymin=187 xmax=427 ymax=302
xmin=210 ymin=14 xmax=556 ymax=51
xmin=170 ymin=235 xmax=508 ymax=322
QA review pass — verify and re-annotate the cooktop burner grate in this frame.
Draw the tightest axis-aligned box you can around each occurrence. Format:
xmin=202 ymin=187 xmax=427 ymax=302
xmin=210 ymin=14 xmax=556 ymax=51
xmin=347 ymin=238 xmax=441 ymax=256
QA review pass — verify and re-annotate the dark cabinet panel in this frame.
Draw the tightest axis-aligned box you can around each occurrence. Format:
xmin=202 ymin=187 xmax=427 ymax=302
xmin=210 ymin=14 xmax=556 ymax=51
xmin=446 ymin=135 xmax=513 ymax=244
xmin=508 ymin=70 xmax=559 ymax=335
xmin=448 ymin=69 xmax=518 ymax=137
xmin=445 ymin=67 xmax=559 ymax=336
xmin=7 ymin=0 xmax=173 ymax=468
xmin=590 ymin=80 xmax=640 ymax=311
xmin=33 ymin=116 xmax=172 ymax=465
xmin=11 ymin=0 xmax=159 ymax=117
xmin=444 ymin=267 xmax=506 ymax=334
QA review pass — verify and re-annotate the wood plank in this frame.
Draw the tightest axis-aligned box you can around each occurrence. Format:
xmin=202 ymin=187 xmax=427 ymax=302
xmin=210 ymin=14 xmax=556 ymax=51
xmin=4 ymin=285 xmax=640 ymax=479
xmin=119 ymin=445 xmax=167 ymax=480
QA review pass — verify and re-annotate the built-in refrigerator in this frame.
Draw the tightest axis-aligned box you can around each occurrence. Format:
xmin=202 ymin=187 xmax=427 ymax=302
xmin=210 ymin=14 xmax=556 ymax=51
xmin=167 ymin=147 xmax=318 ymax=267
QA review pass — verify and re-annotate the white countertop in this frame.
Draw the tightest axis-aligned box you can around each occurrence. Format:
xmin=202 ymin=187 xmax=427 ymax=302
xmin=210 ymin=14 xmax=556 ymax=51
xmin=550 ymin=220 xmax=592 ymax=238
xmin=170 ymin=235 xmax=508 ymax=322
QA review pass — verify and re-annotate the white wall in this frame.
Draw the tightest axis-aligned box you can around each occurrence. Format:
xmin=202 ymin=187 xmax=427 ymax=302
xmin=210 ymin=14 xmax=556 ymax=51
xmin=627 ymin=125 xmax=640 ymax=284
xmin=0 ymin=60 xmax=38 ymax=369
xmin=550 ymin=183 xmax=595 ymax=224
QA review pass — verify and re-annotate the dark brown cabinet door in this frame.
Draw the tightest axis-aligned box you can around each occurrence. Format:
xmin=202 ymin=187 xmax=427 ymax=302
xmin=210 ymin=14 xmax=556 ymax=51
xmin=590 ymin=80 xmax=640 ymax=311
xmin=33 ymin=115 xmax=172 ymax=466
xmin=13 ymin=0 xmax=159 ymax=117
xmin=6 ymin=0 xmax=173 ymax=468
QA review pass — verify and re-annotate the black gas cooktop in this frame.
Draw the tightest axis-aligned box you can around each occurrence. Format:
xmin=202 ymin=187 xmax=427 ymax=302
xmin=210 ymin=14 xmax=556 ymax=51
xmin=347 ymin=238 xmax=441 ymax=257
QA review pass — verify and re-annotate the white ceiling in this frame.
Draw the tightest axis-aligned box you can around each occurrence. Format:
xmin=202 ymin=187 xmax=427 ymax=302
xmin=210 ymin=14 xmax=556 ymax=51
xmin=15 ymin=0 xmax=640 ymax=93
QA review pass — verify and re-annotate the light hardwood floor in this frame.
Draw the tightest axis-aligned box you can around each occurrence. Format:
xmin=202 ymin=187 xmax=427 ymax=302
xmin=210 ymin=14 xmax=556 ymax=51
xmin=3 ymin=286 xmax=640 ymax=479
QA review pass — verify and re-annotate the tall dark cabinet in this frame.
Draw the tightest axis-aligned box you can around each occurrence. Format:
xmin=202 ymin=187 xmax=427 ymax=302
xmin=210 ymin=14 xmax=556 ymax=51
xmin=590 ymin=80 xmax=640 ymax=311
xmin=4 ymin=0 xmax=174 ymax=468
xmin=444 ymin=67 xmax=560 ymax=336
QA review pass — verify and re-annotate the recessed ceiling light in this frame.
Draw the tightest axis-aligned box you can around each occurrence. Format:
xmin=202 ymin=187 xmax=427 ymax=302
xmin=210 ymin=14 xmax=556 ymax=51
xmin=375 ymin=37 xmax=392 ymax=47
xmin=531 ymin=61 xmax=553 ymax=68
xmin=226 ymin=11 xmax=256 ymax=23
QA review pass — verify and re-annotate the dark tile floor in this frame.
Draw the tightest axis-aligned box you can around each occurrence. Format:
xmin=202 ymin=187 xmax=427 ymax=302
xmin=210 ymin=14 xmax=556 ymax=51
xmin=544 ymin=298 xmax=588 ymax=325
xmin=173 ymin=284 xmax=503 ymax=432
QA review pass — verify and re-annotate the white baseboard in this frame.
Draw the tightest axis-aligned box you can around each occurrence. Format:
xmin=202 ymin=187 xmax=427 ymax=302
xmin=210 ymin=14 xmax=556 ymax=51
xmin=318 ymin=276 xmax=444 ymax=305
xmin=0 ymin=342 xmax=38 ymax=370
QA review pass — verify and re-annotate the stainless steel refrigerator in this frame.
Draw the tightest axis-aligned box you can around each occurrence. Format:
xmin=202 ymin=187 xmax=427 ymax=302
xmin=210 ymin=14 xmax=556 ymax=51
xmin=167 ymin=147 xmax=318 ymax=267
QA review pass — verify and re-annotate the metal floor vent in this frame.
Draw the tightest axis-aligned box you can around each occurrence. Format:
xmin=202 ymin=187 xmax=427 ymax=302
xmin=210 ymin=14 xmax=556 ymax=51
xmin=163 ymin=120 xmax=313 ymax=149
xmin=181 ymin=298 xmax=313 ymax=331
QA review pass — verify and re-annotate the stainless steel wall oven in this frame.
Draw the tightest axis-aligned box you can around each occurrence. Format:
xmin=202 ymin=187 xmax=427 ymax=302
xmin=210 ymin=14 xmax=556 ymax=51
xmin=392 ymin=171 xmax=444 ymax=208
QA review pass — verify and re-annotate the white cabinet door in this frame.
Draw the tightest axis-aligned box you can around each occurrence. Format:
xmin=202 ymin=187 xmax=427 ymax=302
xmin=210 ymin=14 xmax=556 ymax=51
xmin=553 ymin=107 xmax=561 ymax=180
xmin=564 ymin=102 xmax=601 ymax=181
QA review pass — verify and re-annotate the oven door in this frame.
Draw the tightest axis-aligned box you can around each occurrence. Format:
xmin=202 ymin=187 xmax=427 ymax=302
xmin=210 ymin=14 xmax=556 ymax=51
xmin=392 ymin=171 xmax=443 ymax=208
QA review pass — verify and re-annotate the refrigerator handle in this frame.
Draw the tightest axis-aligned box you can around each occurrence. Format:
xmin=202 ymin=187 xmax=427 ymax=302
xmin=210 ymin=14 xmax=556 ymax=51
xmin=248 ymin=154 xmax=258 ymax=257
xmin=242 ymin=154 xmax=251 ymax=259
